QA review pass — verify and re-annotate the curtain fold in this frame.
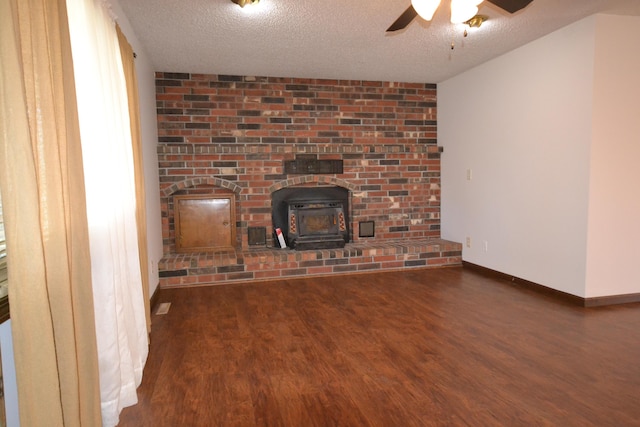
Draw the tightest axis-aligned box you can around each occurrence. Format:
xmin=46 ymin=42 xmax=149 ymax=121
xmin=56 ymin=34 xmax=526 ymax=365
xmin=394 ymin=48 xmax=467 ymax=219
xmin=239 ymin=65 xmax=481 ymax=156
xmin=116 ymin=24 xmax=152 ymax=335
xmin=0 ymin=0 xmax=102 ymax=425
xmin=66 ymin=0 xmax=149 ymax=425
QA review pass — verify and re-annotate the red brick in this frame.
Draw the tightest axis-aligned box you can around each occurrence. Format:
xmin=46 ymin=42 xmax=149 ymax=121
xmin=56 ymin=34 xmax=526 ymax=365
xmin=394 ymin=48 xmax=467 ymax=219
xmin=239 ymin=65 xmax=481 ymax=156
xmin=156 ymin=73 xmax=447 ymax=275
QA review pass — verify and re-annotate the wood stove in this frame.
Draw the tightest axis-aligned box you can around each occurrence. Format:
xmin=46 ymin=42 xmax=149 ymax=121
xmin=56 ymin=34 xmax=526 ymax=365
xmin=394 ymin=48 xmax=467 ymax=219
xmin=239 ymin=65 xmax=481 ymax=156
xmin=272 ymin=187 xmax=350 ymax=250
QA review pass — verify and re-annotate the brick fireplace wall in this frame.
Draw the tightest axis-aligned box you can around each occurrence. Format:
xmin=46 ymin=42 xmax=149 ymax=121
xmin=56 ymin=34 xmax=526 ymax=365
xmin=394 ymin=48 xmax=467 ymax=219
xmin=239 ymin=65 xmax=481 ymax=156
xmin=155 ymin=73 xmax=460 ymax=286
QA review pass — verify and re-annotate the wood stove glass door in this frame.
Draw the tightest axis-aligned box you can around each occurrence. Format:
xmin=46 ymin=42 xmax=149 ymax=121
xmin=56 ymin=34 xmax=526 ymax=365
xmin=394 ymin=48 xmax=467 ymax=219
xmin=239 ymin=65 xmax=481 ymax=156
xmin=175 ymin=195 xmax=236 ymax=252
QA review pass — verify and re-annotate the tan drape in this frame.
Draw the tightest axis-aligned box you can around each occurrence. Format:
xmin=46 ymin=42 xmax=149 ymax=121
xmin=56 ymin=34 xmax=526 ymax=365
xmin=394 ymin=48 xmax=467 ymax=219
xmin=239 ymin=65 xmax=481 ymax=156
xmin=116 ymin=25 xmax=151 ymax=334
xmin=0 ymin=0 xmax=102 ymax=425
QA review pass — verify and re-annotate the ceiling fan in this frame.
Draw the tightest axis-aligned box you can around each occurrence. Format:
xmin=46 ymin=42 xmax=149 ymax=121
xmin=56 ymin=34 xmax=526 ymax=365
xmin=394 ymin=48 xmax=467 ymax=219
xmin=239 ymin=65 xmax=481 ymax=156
xmin=387 ymin=0 xmax=534 ymax=32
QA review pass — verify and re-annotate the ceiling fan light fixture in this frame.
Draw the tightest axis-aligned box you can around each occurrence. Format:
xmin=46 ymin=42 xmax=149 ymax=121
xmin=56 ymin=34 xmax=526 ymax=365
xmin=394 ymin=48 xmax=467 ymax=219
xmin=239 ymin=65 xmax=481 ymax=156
xmin=411 ymin=0 xmax=441 ymax=21
xmin=450 ymin=0 xmax=481 ymax=23
xmin=231 ymin=0 xmax=259 ymax=8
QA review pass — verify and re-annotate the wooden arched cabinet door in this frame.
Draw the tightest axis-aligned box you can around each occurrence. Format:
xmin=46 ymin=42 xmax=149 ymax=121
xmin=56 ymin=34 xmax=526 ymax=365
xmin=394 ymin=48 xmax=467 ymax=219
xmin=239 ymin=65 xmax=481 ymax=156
xmin=174 ymin=195 xmax=236 ymax=252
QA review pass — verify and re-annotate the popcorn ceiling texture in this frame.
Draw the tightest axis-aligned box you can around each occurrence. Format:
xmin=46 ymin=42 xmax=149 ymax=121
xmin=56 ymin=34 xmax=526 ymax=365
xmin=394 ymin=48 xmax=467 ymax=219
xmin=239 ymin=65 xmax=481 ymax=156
xmin=119 ymin=0 xmax=640 ymax=83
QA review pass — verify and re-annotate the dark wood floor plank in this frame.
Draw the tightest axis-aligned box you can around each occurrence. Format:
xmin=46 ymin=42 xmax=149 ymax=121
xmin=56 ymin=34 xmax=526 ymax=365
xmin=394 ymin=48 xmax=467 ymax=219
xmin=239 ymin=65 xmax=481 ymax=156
xmin=118 ymin=267 xmax=640 ymax=426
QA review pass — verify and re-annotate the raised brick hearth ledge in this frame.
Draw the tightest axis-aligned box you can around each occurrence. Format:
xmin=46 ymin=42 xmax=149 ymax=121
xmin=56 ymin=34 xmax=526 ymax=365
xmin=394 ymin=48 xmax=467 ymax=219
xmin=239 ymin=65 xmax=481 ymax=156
xmin=159 ymin=238 xmax=462 ymax=288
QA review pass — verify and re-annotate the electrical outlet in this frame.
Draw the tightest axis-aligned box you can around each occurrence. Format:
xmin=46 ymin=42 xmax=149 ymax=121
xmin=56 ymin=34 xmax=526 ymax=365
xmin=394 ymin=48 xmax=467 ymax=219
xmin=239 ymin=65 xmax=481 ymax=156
xmin=466 ymin=237 xmax=471 ymax=248
xmin=483 ymin=241 xmax=489 ymax=252
xmin=466 ymin=169 xmax=473 ymax=181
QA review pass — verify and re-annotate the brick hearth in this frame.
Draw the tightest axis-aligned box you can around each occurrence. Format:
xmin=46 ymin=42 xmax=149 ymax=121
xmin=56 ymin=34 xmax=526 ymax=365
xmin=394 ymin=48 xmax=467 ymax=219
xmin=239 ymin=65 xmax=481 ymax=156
xmin=159 ymin=239 xmax=461 ymax=288
xmin=155 ymin=73 xmax=461 ymax=287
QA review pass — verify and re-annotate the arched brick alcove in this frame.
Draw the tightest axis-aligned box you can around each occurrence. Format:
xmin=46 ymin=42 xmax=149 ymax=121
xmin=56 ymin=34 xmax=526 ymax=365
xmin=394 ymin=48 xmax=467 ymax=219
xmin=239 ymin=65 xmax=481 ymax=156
xmin=161 ymin=177 xmax=243 ymax=255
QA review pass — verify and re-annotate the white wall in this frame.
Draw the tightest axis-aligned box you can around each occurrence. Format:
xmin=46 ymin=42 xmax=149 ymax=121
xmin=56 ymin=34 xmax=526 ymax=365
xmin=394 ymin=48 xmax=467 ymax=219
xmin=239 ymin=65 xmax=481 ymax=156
xmin=440 ymin=14 xmax=640 ymax=298
xmin=585 ymin=15 xmax=640 ymax=297
xmin=111 ymin=0 xmax=163 ymax=298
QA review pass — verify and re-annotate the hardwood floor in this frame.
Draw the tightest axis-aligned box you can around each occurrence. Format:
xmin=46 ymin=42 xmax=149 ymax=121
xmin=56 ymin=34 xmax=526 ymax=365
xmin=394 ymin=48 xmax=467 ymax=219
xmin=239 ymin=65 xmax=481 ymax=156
xmin=118 ymin=267 xmax=640 ymax=427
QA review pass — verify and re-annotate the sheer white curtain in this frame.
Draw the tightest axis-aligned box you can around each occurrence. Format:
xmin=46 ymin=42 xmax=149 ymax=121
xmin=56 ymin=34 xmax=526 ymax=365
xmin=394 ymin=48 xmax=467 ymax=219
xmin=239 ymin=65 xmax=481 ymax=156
xmin=66 ymin=0 xmax=149 ymax=425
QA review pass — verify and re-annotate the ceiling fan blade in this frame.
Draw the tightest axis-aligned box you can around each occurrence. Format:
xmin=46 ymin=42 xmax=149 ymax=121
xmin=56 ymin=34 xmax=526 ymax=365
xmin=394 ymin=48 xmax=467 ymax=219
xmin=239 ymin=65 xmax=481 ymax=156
xmin=486 ymin=0 xmax=534 ymax=14
xmin=387 ymin=5 xmax=418 ymax=32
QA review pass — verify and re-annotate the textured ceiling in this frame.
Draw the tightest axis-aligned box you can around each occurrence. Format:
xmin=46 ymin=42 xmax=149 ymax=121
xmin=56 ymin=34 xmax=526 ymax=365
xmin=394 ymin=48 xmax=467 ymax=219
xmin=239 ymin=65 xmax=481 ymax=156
xmin=118 ymin=0 xmax=640 ymax=83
